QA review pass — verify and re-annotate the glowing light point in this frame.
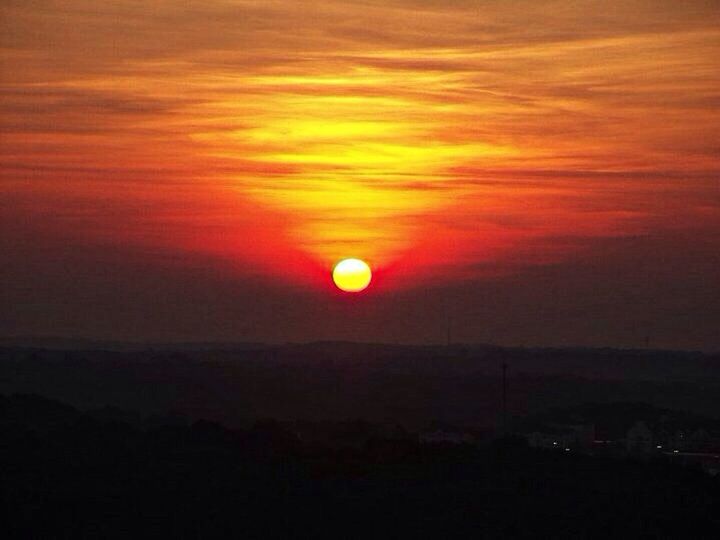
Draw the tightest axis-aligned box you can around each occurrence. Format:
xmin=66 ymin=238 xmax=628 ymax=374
xmin=332 ymin=258 xmax=372 ymax=293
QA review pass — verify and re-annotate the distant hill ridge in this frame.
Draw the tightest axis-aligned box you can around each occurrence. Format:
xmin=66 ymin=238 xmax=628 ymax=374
xmin=0 ymin=335 xmax=714 ymax=355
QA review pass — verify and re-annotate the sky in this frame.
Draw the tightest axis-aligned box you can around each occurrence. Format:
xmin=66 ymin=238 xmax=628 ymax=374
xmin=1 ymin=0 xmax=719 ymax=349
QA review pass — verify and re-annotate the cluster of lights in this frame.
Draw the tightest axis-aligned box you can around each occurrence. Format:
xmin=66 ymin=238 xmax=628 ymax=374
xmin=551 ymin=441 xmax=571 ymax=452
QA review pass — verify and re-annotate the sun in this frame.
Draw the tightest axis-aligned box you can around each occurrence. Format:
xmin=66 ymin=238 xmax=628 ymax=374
xmin=332 ymin=258 xmax=372 ymax=293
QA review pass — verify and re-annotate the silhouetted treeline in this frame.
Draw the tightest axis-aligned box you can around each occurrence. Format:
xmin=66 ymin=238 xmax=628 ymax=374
xmin=2 ymin=394 xmax=719 ymax=539
xmin=1 ymin=343 xmax=719 ymax=430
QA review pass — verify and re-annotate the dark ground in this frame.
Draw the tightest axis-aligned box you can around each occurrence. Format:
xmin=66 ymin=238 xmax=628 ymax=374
xmin=2 ymin=393 xmax=719 ymax=539
xmin=2 ymin=342 xmax=720 ymax=430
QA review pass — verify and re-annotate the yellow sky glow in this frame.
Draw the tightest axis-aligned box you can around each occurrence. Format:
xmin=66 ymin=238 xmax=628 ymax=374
xmin=1 ymin=0 xmax=719 ymax=288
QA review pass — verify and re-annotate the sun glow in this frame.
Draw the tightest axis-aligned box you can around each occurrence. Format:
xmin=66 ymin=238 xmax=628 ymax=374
xmin=4 ymin=0 xmax=718 ymax=296
xmin=190 ymin=67 xmax=519 ymax=268
xmin=332 ymin=258 xmax=372 ymax=293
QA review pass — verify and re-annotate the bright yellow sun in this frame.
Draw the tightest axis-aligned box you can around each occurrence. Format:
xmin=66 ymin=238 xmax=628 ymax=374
xmin=332 ymin=258 xmax=372 ymax=293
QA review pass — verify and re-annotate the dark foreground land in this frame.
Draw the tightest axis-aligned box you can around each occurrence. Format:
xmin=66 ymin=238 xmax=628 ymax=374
xmin=2 ymin=394 xmax=720 ymax=539
xmin=3 ymin=341 xmax=720 ymax=430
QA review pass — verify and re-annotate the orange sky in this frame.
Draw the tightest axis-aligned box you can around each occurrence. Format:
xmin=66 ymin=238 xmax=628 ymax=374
xmin=1 ymin=1 xmax=719 ymax=347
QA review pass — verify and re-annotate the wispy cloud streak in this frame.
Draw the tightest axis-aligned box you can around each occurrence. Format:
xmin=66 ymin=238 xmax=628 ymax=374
xmin=1 ymin=0 xmax=719 ymax=285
